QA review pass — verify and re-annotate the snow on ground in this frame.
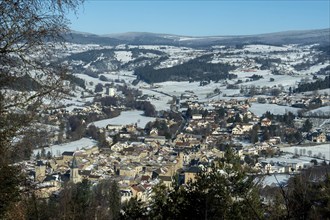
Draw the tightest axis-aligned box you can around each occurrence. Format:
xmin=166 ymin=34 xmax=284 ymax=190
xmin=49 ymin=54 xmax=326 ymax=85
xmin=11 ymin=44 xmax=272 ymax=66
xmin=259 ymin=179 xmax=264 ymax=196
xmin=218 ymin=88 xmax=241 ymax=98
xmin=306 ymin=106 xmax=330 ymax=116
xmin=261 ymin=174 xmax=291 ymax=187
xmin=319 ymin=119 xmax=330 ymax=128
xmin=61 ymin=98 xmax=85 ymax=108
xmin=33 ymin=138 xmax=97 ymax=156
xmin=235 ymin=70 xmax=270 ymax=78
xmin=59 ymin=88 xmax=90 ymax=108
xmin=63 ymin=43 xmax=112 ymax=55
xmin=148 ymin=98 xmax=171 ymax=111
xmin=257 ymin=152 xmax=327 ymax=187
xmin=102 ymin=71 xmax=136 ymax=83
xmin=232 ymin=70 xmax=303 ymax=89
xmin=140 ymin=52 xmax=159 ymax=59
xmin=150 ymin=46 xmax=205 ymax=69
xmin=74 ymin=71 xmax=136 ymax=90
xmin=83 ymin=53 xmax=107 ymax=69
xmin=249 ymin=103 xmax=300 ymax=117
xmin=65 ymin=105 xmax=84 ymax=111
xmin=281 ymin=144 xmax=330 ymax=160
xmin=139 ymin=89 xmax=172 ymax=111
xmin=90 ymin=110 xmax=156 ymax=129
xmin=154 ymin=81 xmax=222 ymax=100
xmin=243 ymin=44 xmax=289 ymax=53
xmin=210 ymin=57 xmax=245 ymax=64
xmin=303 ymin=88 xmax=330 ymax=96
xmin=299 ymin=63 xmax=329 ymax=75
xmin=261 ymin=154 xmax=323 ymax=165
xmin=148 ymin=80 xmax=271 ymax=101
xmin=114 ymin=51 xmax=133 ymax=63
xmin=127 ymin=45 xmax=161 ymax=50
xmin=242 ymin=75 xmax=302 ymax=89
xmin=74 ymin=73 xmax=105 ymax=88
xmin=178 ymin=37 xmax=201 ymax=41
xmin=62 ymin=96 xmax=95 ymax=111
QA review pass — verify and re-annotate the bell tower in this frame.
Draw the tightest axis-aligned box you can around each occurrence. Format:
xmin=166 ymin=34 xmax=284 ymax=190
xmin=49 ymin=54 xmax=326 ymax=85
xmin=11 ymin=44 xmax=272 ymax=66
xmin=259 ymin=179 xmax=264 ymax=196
xmin=35 ymin=160 xmax=46 ymax=182
xmin=70 ymin=156 xmax=80 ymax=183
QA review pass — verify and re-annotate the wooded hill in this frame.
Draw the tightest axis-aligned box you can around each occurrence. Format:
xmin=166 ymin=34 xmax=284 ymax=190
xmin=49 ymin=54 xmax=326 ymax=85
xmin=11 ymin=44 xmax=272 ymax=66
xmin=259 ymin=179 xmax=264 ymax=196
xmin=294 ymin=76 xmax=330 ymax=93
xmin=134 ymin=56 xmax=237 ymax=83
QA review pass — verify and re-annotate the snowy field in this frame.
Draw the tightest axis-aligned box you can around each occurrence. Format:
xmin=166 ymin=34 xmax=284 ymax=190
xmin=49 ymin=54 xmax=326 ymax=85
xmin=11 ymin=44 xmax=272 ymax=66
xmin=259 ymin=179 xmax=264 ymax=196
xmin=154 ymin=81 xmax=223 ymax=99
xmin=138 ymin=73 xmax=304 ymax=105
xmin=90 ymin=110 xmax=156 ymax=128
xmin=299 ymin=63 xmax=329 ymax=75
xmin=231 ymin=69 xmax=304 ymax=90
xmin=249 ymin=103 xmax=300 ymax=117
xmin=148 ymin=70 xmax=304 ymax=102
xmin=243 ymin=44 xmax=289 ymax=53
xmin=101 ymin=71 xmax=136 ymax=83
xmin=306 ymin=106 xmax=330 ymax=116
xmin=239 ymin=74 xmax=302 ymax=89
xmin=33 ymin=138 xmax=97 ymax=156
xmin=139 ymin=88 xmax=172 ymax=111
xmin=75 ymin=71 xmax=135 ymax=89
xmin=114 ymin=51 xmax=133 ymax=63
xmin=281 ymin=144 xmax=330 ymax=160
xmin=260 ymin=154 xmax=324 ymax=165
xmin=261 ymin=174 xmax=291 ymax=187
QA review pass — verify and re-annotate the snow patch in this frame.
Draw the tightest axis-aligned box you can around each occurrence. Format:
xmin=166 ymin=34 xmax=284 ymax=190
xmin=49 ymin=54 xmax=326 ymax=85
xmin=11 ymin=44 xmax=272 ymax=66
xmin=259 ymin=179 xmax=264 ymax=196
xmin=33 ymin=138 xmax=97 ymax=156
xmin=90 ymin=110 xmax=156 ymax=128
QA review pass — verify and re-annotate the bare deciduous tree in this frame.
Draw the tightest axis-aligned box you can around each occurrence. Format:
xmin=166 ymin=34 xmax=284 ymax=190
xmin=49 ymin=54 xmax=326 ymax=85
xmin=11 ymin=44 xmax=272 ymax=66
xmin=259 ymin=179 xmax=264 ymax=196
xmin=0 ymin=0 xmax=83 ymax=217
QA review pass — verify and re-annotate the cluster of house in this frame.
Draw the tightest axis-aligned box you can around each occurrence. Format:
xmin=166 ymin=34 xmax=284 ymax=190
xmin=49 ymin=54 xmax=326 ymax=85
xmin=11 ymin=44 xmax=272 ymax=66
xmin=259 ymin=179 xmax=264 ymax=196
xmin=244 ymin=93 xmax=330 ymax=108
xmin=25 ymin=94 xmax=329 ymax=202
xmin=25 ymin=143 xmax=202 ymax=201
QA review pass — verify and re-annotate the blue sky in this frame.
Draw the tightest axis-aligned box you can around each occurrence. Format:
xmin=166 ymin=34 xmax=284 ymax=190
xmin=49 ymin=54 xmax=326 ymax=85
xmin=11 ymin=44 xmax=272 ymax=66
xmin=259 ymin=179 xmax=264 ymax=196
xmin=68 ymin=0 xmax=330 ymax=36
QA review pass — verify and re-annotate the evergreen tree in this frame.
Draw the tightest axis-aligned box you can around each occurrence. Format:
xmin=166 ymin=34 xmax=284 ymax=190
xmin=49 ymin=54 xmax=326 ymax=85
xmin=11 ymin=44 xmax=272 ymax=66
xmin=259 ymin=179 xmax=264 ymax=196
xmin=243 ymin=114 xmax=249 ymax=123
xmin=185 ymin=107 xmax=192 ymax=119
xmin=108 ymin=180 xmax=121 ymax=220
xmin=92 ymin=179 xmax=121 ymax=220
xmin=250 ymin=125 xmax=259 ymax=144
xmin=234 ymin=113 xmax=242 ymax=123
xmin=302 ymin=119 xmax=313 ymax=132
xmin=149 ymin=183 xmax=170 ymax=219
xmin=74 ymin=179 xmax=93 ymax=219
xmin=146 ymin=148 xmax=264 ymax=220
xmin=46 ymin=151 xmax=52 ymax=159
xmin=40 ymin=148 xmax=46 ymax=159
xmin=121 ymin=198 xmax=147 ymax=220
xmin=98 ymin=130 xmax=108 ymax=148
xmin=267 ymin=167 xmax=330 ymax=219
xmin=36 ymin=152 xmax=41 ymax=160
xmin=217 ymin=107 xmax=226 ymax=119
xmin=0 ymin=165 xmax=21 ymax=219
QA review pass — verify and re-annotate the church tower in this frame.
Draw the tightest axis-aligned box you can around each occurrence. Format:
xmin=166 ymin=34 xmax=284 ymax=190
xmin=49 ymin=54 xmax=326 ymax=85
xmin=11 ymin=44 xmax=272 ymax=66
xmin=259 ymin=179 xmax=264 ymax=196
xmin=35 ymin=160 xmax=46 ymax=182
xmin=70 ymin=156 xmax=80 ymax=183
xmin=178 ymin=151 xmax=184 ymax=169
xmin=174 ymin=151 xmax=184 ymax=172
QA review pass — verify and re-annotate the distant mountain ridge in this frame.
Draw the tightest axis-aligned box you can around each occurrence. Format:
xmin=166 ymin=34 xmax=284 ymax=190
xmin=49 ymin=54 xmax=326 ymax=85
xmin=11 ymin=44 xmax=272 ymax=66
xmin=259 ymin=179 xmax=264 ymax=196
xmin=66 ymin=28 xmax=330 ymax=46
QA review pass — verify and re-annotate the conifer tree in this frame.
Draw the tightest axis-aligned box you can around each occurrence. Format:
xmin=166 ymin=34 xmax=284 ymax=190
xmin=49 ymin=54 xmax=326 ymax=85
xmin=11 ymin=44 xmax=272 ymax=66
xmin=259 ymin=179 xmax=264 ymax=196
xmin=146 ymin=148 xmax=264 ymax=220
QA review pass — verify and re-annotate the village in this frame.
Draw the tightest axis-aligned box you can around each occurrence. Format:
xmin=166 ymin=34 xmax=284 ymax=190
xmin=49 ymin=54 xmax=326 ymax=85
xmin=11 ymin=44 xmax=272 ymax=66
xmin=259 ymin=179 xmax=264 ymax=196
xmin=23 ymin=84 xmax=330 ymax=203
xmin=1 ymin=0 xmax=330 ymax=218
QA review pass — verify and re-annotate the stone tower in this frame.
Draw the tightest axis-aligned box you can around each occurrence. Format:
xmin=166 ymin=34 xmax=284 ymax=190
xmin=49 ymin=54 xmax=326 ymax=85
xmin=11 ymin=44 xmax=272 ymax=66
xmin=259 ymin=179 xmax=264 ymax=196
xmin=175 ymin=151 xmax=184 ymax=171
xmin=70 ymin=156 xmax=80 ymax=183
xmin=35 ymin=160 xmax=46 ymax=182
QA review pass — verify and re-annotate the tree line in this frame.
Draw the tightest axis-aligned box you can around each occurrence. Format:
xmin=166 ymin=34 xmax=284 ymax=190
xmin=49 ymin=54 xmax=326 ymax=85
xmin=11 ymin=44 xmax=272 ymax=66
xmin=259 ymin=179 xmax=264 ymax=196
xmin=134 ymin=58 xmax=237 ymax=83
xmin=6 ymin=179 xmax=121 ymax=220
xmin=294 ymin=76 xmax=329 ymax=93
